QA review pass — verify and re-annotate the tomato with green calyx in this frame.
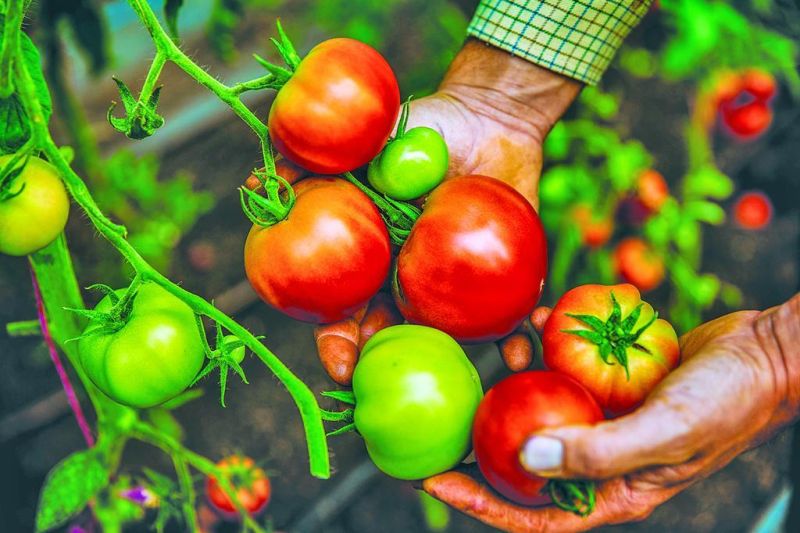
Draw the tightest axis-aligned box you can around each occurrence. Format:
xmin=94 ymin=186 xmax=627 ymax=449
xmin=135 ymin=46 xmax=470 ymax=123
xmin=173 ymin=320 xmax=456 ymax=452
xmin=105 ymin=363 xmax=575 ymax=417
xmin=352 ymin=325 xmax=483 ymax=480
xmin=394 ymin=175 xmax=547 ymax=343
xmin=206 ymin=455 xmax=271 ymax=516
xmin=473 ymin=371 xmax=603 ymax=514
xmin=0 ymin=155 xmax=69 ymax=256
xmin=244 ymin=177 xmax=391 ymax=323
xmin=78 ymin=283 xmax=205 ymax=408
xmin=269 ymin=38 xmax=400 ymax=174
xmin=367 ymin=102 xmax=448 ymax=200
xmin=543 ymin=284 xmax=680 ymax=415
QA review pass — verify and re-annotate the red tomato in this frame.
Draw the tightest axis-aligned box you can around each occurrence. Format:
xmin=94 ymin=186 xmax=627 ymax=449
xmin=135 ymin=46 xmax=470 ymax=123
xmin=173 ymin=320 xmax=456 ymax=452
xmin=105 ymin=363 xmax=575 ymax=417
xmin=571 ymin=204 xmax=613 ymax=247
xmin=742 ymin=69 xmax=776 ymax=101
xmin=637 ymin=169 xmax=669 ymax=212
xmin=721 ymin=100 xmax=772 ymax=139
xmin=543 ymin=284 xmax=680 ymax=415
xmin=394 ymin=175 xmax=547 ymax=343
xmin=245 ymin=177 xmax=391 ymax=323
xmin=733 ymin=190 xmax=773 ymax=230
xmin=268 ymin=39 xmax=400 ymax=174
xmin=473 ymin=371 xmax=603 ymax=506
xmin=206 ymin=455 xmax=271 ymax=516
xmin=712 ymin=71 xmax=744 ymax=106
xmin=613 ymin=237 xmax=664 ymax=293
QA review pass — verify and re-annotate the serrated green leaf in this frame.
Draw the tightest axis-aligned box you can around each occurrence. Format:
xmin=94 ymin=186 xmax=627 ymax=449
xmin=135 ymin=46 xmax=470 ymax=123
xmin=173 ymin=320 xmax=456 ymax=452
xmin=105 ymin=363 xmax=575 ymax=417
xmin=0 ymin=95 xmax=31 ymax=154
xmin=35 ymin=449 xmax=110 ymax=532
xmin=19 ymin=32 xmax=52 ymax=123
xmin=64 ymin=1 xmax=109 ymax=74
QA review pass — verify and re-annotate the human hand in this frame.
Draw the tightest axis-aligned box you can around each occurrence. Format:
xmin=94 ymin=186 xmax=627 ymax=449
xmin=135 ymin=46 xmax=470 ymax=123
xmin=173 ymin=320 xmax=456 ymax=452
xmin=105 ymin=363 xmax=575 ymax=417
xmin=314 ymin=40 xmax=580 ymax=385
xmin=422 ymin=293 xmax=800 ymax=532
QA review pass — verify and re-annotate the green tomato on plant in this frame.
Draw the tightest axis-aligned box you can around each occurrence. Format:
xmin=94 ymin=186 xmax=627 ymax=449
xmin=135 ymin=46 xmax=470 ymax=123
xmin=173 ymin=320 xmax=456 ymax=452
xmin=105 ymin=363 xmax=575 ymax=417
xmin=79 ymin=283 xmax=205 ymax=408
xmin=367 ymin=100 xmax=448 ymax=201
xmin=0 ymin=155 xmax=70 ymax=256
xmin=352 ymin=325 xmax=483 ymax=480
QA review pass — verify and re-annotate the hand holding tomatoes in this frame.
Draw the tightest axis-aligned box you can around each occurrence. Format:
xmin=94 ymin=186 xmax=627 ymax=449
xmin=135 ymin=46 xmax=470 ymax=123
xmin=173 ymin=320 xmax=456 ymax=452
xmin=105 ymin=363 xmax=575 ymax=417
xmin=423 ymin=293 xmax=800 ymax=532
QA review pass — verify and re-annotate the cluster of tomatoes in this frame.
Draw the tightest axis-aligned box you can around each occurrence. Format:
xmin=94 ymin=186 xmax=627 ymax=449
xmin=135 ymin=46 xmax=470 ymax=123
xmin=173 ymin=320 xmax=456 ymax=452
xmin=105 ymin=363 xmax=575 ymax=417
xmin=237 ymin=36 xmax=686 ymax=516
xmin=713 ymin=68 xmax=776 ymax=139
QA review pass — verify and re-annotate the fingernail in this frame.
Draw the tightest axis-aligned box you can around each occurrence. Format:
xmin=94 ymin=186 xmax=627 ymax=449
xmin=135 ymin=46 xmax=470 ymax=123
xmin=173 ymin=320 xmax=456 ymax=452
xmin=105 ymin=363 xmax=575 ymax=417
xmin=520 ymin=436 xmax=564 ymax=473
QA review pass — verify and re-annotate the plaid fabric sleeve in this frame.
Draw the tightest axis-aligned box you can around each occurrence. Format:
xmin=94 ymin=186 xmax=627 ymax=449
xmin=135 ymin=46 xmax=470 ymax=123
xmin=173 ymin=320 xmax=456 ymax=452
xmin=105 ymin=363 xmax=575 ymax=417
xmin=467 ymin=0 xmax=652 ymax=85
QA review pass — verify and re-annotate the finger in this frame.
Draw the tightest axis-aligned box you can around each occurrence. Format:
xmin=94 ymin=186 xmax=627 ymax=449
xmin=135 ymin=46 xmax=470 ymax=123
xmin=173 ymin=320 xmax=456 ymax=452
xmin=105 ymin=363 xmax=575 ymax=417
xmin=499 ymin=332 xmax=533 ymax=372
xmin=678 ymin=310 xmax=757 ymax=359
xmin=314 ymin=318 xmax=360 ymax=385
xmin=357 ymin=293 xmax=403 ymax=350
xmin=529 ymin=306 xmax=552 ymax=335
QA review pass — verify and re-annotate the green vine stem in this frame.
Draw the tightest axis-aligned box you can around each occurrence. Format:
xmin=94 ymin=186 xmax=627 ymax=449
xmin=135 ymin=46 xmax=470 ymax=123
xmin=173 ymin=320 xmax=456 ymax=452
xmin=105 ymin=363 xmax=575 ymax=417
xmin=171 ymin=454 xmax=199 ymax=531
xmin=13 ymin=5 xmax=330 ymax=479
xmin=0 ymin=0 xmax=24 ymax=97
xmin=132 ymin=421 xmax=267 ymax=533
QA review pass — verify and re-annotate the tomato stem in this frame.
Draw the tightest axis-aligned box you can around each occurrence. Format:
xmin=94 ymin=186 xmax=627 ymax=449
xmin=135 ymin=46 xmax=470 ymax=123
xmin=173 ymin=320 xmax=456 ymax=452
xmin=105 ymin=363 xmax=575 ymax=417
xmin=341 ymin=171 xmax=420 ymax=245
xmin=239 ymin=171 xmax=296 ymax=227
xmin=393 ymin=96 xmax=413 ymax=140
xmin=545 ymin=479 xmax=596 ymax=517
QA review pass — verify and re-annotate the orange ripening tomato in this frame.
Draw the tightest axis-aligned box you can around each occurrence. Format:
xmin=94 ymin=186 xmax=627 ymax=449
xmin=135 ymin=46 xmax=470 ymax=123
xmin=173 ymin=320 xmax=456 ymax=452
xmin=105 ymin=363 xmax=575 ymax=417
xmin=636 ymin=169 xmax=669 ymax=212
xmin=613 ymin=237 xmax=664 ymax=293
xmin=741 ymin=68 xmax=776 ymax=101
xmin=543 ymin=284 xmax=680 ymax=415
xmin=268 ymin=38 xmax=400 ymax=174
xmin=245 ymin=177 xmax=391 ymax=323
xmin=571 ymin=204 xmax=613 ymax=247
xmin=206 ymin=455 xmax=271 ymax=516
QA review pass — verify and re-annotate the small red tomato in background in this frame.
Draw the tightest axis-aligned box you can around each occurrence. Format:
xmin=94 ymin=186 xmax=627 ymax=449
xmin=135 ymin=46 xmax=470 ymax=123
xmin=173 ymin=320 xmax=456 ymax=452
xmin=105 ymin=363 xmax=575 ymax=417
xmin=269 ymin=39 xmax=400 ymax=174
xmin=613 ymin=237 xmax=665 ymax=292
xmin=473 ymin=371 xmax=603 ymax=507
xmin=733 ymin=190 xmax=773 ymax=230
xmin=636 ymin=169 xmax=669 ymax=212
xmin=206 ymin=455 xmax=270 ymax=516
xmin=394 ymin=175 xmax=547 ymax=343
xmin=712 ymin=70 xmax=745 ymax=106
xmin=742 ymin=68 xmax=776 ymax=101
xmin=721 ymin=100 xmax=772 ymax=139
xmin=543 ymin=284 xmax=680 ymax=415
xmin=571 ymin=204 xmax=613 ymax=247
xmin=245 ymin=177 xmax=391 ymax=323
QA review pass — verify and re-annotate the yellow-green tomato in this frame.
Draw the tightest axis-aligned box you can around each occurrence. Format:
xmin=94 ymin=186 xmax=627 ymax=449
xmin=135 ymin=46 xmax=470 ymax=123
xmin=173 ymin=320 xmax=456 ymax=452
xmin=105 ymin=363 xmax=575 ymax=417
xmin=352 ymin=325 xmax=483 ymax=479
xmin=78 ymin=283 xmax=205 ymax=408
xmin=0 ymin=155 xmax=69 ymax=256
xmin=367 ymin=127 xmax=448 ymax=200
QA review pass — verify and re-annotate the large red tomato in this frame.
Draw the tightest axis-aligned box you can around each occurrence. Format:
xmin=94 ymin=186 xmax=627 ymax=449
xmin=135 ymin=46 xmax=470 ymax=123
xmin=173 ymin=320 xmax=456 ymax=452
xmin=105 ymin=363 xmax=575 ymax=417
xmin=393 ymin=175 xmax=547 ymax=343
xmin=473 ymin=371 xmax=603 ymax=507
xmin=543 ymin=284 xmax=680 ymax=415
xmin=268 ymin=38 xmax=400 ymax=174
xmin=245 ymin=177 xmax=391 ymax=323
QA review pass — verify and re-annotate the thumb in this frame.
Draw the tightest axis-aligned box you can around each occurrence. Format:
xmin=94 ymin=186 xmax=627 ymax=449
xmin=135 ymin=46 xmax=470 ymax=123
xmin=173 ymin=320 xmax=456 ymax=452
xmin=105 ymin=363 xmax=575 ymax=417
xmin=519 ymin=399 xmax=699 ymax=480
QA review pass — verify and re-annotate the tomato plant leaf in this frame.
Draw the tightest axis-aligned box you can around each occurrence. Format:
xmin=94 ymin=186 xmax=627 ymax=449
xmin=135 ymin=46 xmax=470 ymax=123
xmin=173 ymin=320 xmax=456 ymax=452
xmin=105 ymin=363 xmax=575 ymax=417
xmin=35 ymin=448 xmax=110 ymax=532
xmin=164 ymin=0 xmax=184 ymax=40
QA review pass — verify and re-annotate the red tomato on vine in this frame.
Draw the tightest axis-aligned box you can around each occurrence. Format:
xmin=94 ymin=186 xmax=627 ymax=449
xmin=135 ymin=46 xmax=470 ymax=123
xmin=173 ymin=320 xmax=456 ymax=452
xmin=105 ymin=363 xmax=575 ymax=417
xmin=206 ymin=455 xmax=271 ymax=516
xmin=269 ymin=38 xmax=400 ymax=174
xmin=636 ymin=169 xmax=669 ymax=213
xmin=613 ymin=237 xmax=664 ymax=293
xmin=733 ymin=190 xmax=773 ymax=230
xmin=245 ymin=177 xmax=391 ymax=323
xmin=571 ymin=204 xmax=613 ymax=248
xmin=394 ymin=175 xmax=547 ymax=343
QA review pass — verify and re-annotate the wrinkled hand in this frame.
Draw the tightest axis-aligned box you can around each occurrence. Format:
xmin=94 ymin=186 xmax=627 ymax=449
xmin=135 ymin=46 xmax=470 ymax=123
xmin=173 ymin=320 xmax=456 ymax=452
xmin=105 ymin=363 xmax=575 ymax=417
xmin=423 ymin=294 xmax=800 ymax=532
xmin=314 ymin=40 xmax=580 ymax=385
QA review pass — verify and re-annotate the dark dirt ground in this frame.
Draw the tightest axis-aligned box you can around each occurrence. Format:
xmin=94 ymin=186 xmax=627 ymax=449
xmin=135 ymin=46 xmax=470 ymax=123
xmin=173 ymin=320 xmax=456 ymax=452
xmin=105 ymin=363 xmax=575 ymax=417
xmin=1 ymin=3 xmax=799 ymax=532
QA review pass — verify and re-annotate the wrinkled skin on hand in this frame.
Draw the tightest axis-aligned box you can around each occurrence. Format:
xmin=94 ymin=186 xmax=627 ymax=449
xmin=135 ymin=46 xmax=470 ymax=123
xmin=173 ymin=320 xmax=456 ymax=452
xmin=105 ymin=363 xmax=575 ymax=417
xmin=314 ymin=40 xmax=580 ymax=384
xmin=423 ymin=293 xmax=800 ymax=532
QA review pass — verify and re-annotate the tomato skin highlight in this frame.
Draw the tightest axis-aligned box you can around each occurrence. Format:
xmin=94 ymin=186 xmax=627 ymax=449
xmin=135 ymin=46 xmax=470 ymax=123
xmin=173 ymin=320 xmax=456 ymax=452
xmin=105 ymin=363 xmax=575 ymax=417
xmin=268 ymin=38 xmax=400 ymax=174
xmin=206 ymin=455 xmax=271 ymax=516
xmin=353 ymin=325 xmax=484 ymax=480
xmin=0 ymin=155 xmax=70 ymax=256
xmin=473 ymin=371 xmax=603 ymax=506
xmin=367 ymin=126 xmax=448 ymax=200
xmin=733 ymin=190 xmax=773 ymax=230
xmin=245 ymin=177 xmax=391 ymax=323
xmin=394 ymin=175 xmax=547 ymax=343
xmin=543 ymin=284 xmax=680 ymax=415
xmin=613 ymin=237 xmax=664 ymax=293
xmin=78 ymin=283 xmax=205 ymax=408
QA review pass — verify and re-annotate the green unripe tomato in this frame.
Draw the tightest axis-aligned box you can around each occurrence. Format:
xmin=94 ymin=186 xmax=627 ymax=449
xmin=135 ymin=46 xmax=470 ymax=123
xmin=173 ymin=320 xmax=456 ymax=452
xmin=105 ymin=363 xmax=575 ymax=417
xmin=367 ymin=127 xmax=448 ymax=200
xmin=79 ymin=283 xmax=205 ymax=408
xmin=352 ymin=325 xmax=483 ymax=479
xmin=0 ymin=155 xmax=70 ymax=256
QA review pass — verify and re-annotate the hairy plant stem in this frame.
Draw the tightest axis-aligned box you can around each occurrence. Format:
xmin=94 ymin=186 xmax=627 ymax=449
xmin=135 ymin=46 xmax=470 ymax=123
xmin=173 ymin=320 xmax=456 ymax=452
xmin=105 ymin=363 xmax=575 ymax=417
xmin=0 ymin=0 xmax=24 ymax=97
xmin=14 ymin=6 xmax=330 ymax=479
xmin=132 ymin=421 xmax=267 ymax=533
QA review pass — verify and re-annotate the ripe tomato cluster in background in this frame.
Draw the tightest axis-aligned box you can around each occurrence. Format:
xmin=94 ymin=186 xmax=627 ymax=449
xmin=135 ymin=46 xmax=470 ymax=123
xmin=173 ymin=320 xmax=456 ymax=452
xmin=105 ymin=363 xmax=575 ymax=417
xmin=714 ymin=69 xmax=776 ymax=140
